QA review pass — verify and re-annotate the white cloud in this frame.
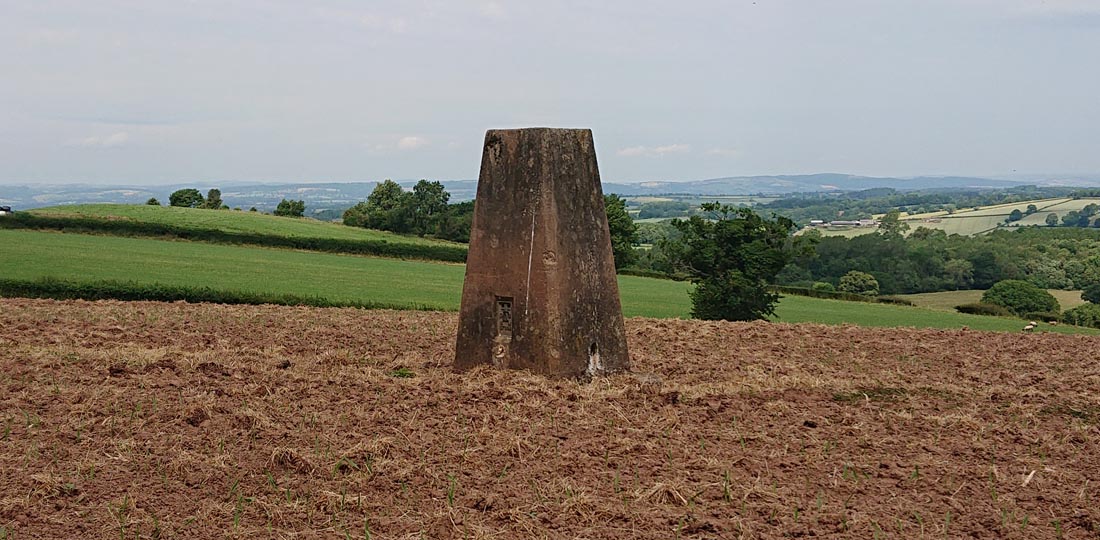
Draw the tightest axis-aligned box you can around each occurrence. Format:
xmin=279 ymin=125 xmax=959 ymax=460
xmin=366 ymin=135 xmax=430 ymax=153
xmin=616 ymin=144 xmax=691 ymax=157
xmin=653 ymin=144 xmax=690 ymax=155
xmin=70 ymin=132 xmax=130 ymax=148
xmin=397 ymin=136 xmax=429 ymax=150
xmin=616 ymin=146 xmax=647 ymax=157
xmin=706 ymin=147 xmax=739 ymax=157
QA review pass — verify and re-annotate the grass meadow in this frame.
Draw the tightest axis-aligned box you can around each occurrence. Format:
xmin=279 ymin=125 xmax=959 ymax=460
xmin=900 ymin=289 xmax=1086 ymax=312
xmin=3 ymin=228 xmax=1097 ymax=333
xmin=31 ymin=203 xmax=457 ymax=247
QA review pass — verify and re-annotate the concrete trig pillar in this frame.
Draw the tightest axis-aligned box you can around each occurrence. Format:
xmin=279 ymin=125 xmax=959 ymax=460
xmin=454 ymin=128 xmax=630 ymax=378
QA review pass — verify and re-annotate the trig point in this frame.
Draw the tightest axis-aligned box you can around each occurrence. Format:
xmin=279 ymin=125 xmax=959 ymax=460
xmin=454 ymin=128 xmax=630 ymax=378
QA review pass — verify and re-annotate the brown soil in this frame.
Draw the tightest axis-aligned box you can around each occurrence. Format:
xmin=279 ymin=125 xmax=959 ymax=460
xmin=1 ymin=298 xmax=1099 ymax=539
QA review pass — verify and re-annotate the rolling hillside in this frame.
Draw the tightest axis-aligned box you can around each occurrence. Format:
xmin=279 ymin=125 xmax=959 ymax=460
xmin=812 ymin=196 xmax=1100 ymax=237
xmin=1 ymin=229 xmax=1096 ymax=333
xmin=30 ymin=204 xmax=455 ymax=247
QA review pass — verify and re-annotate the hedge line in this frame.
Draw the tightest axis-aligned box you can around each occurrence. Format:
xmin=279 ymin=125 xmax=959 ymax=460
xmin=617 ymin=267 xmax=690 ymax=281
xmin=0 ymin=213 xmax=468 ymax=263
xmin=0 ymin=277 xmax=448 ymax=311
xmin=770 ymin=285 xmax=915 ymax=306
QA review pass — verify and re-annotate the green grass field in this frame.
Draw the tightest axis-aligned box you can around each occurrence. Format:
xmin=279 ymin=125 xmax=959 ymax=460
xmin=2 ymin=229 xmax=1096 ymax=334
xmin=31 ymin=203 xmax=457 ymax=247
xmin=900 ymin=289 xmax=1086 ymax=312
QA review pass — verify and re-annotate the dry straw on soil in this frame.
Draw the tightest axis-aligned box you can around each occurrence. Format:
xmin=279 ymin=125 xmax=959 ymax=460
xmin=1 ymin=298 xmax=1099 ymax=538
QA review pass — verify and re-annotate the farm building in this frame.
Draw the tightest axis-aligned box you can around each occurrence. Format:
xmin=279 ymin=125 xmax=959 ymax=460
xmin=0 ymin=206 xmax=11 ymax=215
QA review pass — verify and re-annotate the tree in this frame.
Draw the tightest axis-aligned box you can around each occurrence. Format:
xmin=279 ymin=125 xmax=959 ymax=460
xmin=943 ymin=258 xmax=974 ymax=290
xmin=169 ymin=188 xmax=204 ymax=208
xmin=409 ymin=180 xmax=449 ymax=236
xmin=635 ymin=222 xmax=677 ymax=245
xmin=981 ymin=279 xmax=1059 ymax=316
xmin=1007 ymin=209 xmax=1023 ymax=222
xmin=203 ymin=188 xmax=225 ymax=209
xmin=249 ymin=207 xmax=258 ymax=212
xmin=669 ymin=204 xmax=796 ymax=321
xmin=1025 ymin=204 xmax=1038 ymax=215
xmin=878 ymin=210 xmax=909 ymax=236
xmin=146 ymin=197 xmax=160 ymax=206
xmin=1082 ymin=283 xmax=1100 ymax=304
xmin=604 ymin=194 xmax=638 ymax=269
xmin=344 ymin=179 xmax=411 ymax=232
xmin=1063 ymin=303 xmax=1100 ymax=328
xmin=436 ymin=200 xmax=475 ymax=242
xmin=838 ymin=271 xmax=880 ymax=296
xmin=1046 ymin=213 xmax=1059 ymax=226
xmin=638 ymin=201 xmax=692 ymax=219
xmin=274 ymin=199 xmax=305 ymax=217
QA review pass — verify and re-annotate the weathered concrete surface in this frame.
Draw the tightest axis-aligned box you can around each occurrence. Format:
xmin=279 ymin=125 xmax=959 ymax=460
xmin=454 ymin=128 xmax=630 ymax=378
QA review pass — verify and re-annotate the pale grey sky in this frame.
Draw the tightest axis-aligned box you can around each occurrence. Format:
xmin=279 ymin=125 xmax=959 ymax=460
xmin=2 ymin=0 xmax=1099 ymax=184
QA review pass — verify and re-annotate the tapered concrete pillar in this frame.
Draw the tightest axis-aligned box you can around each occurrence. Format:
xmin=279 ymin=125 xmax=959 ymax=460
xmin=454 ymin=128 xmax=630 ymax=378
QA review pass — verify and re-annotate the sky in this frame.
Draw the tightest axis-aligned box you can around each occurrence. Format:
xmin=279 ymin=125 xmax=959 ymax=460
xmin=1 ymin=0 xmax=1099 ymax=185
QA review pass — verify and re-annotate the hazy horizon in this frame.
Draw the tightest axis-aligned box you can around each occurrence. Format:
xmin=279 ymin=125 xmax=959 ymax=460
xmin=3 ymin=1 xmax=1099 ymax=185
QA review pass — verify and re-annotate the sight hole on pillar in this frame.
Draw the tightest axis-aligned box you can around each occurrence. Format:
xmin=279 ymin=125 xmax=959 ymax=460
xmin=586 ymin=342 xmax=602 ymax=376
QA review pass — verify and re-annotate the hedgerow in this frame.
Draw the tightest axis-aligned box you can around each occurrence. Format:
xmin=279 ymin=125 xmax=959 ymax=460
xmin=0 ymin=277 xmax=447 ymax=311
xmin=0 ymin=213 xmax=468 ymax=263
xmin=770 ymin=285 xmax=913 ymax=306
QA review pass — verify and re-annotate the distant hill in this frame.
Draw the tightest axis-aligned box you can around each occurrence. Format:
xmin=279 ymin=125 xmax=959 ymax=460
xmin=3 ymin=174 xmax=1099 ymax=211
xmin=601 ymin=174 xmax=1028 ymax=196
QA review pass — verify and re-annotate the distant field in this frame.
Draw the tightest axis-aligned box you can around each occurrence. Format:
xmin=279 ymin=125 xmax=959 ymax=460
xmin=899 ymin=197 xmax=1100 ymax=236
xmin=2 ymin=229 xmax=1097 ymax=333
xmin=31 ymin=203 xmax=455 ymax=247
xmin=768 ymin=295 xmax=1092 ymax=332
xmin=900 ymin=289 xmax=1086 ymax=312
xmin=1015 ymin=198 xmax=1100 ymax=226
xmin=798 ymin=226 xmax=877 ymax=238
xmin=815 ymin=197 xmax=1100 ymax=237
xmin=626 ymin=195 xmax=778 ymax=222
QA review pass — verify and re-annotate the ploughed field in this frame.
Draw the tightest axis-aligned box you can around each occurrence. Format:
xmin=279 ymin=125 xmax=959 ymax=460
xmin=2 ymin=299 xmax=1099 ymax=538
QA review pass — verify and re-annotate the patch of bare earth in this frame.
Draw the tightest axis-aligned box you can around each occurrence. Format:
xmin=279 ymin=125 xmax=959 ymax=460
xmin=1 ymin=298 xmax=1099 ymax=538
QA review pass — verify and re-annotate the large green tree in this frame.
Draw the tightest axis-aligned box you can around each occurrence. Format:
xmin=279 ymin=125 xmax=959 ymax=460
xmin=168 ymin=188 xmax=204 ymax=208
xmin=343 ymin=179 xmax=410 ymax=232
xmin=604 ymin=194 xmax=638 ymax=269
xmin=1081 ymin=283 xmax=1100 ymax=304
xmin=878 ymin=210 xmax=909 ymax=236
xmin=203 ymin=188 xmax=225 ymax=209
xmin=274 ymin=199 xmax=305 ymax=217
xmin=409 ymin=180 xmax=449 ymax=236
xmin=669 ymin=203 xmax=796 ymax=321
xmin=981 ymin=280 xmax=1059 ymax=315
xmin=838 ymin=270 xmax=880 ymax=296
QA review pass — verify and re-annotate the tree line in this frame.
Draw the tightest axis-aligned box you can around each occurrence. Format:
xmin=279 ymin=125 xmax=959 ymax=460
xmin=342 ymin=180 xmax=474 ymax=242
xmin=760 ymin=186 xmax=1079 ymax=226
xmin=156 ymin=188 xmax=306 ymax=217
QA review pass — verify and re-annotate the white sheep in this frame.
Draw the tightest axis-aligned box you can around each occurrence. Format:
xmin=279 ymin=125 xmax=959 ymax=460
xmin=1023 ymin=323 xmax=1036 ymax=332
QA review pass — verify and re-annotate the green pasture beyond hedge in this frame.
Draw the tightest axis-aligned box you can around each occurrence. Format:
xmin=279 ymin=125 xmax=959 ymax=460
xmin=8 ymin=204 xmax=468 ymax=262
xmin=1 ymin=229 xmax=1098 ymax=334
